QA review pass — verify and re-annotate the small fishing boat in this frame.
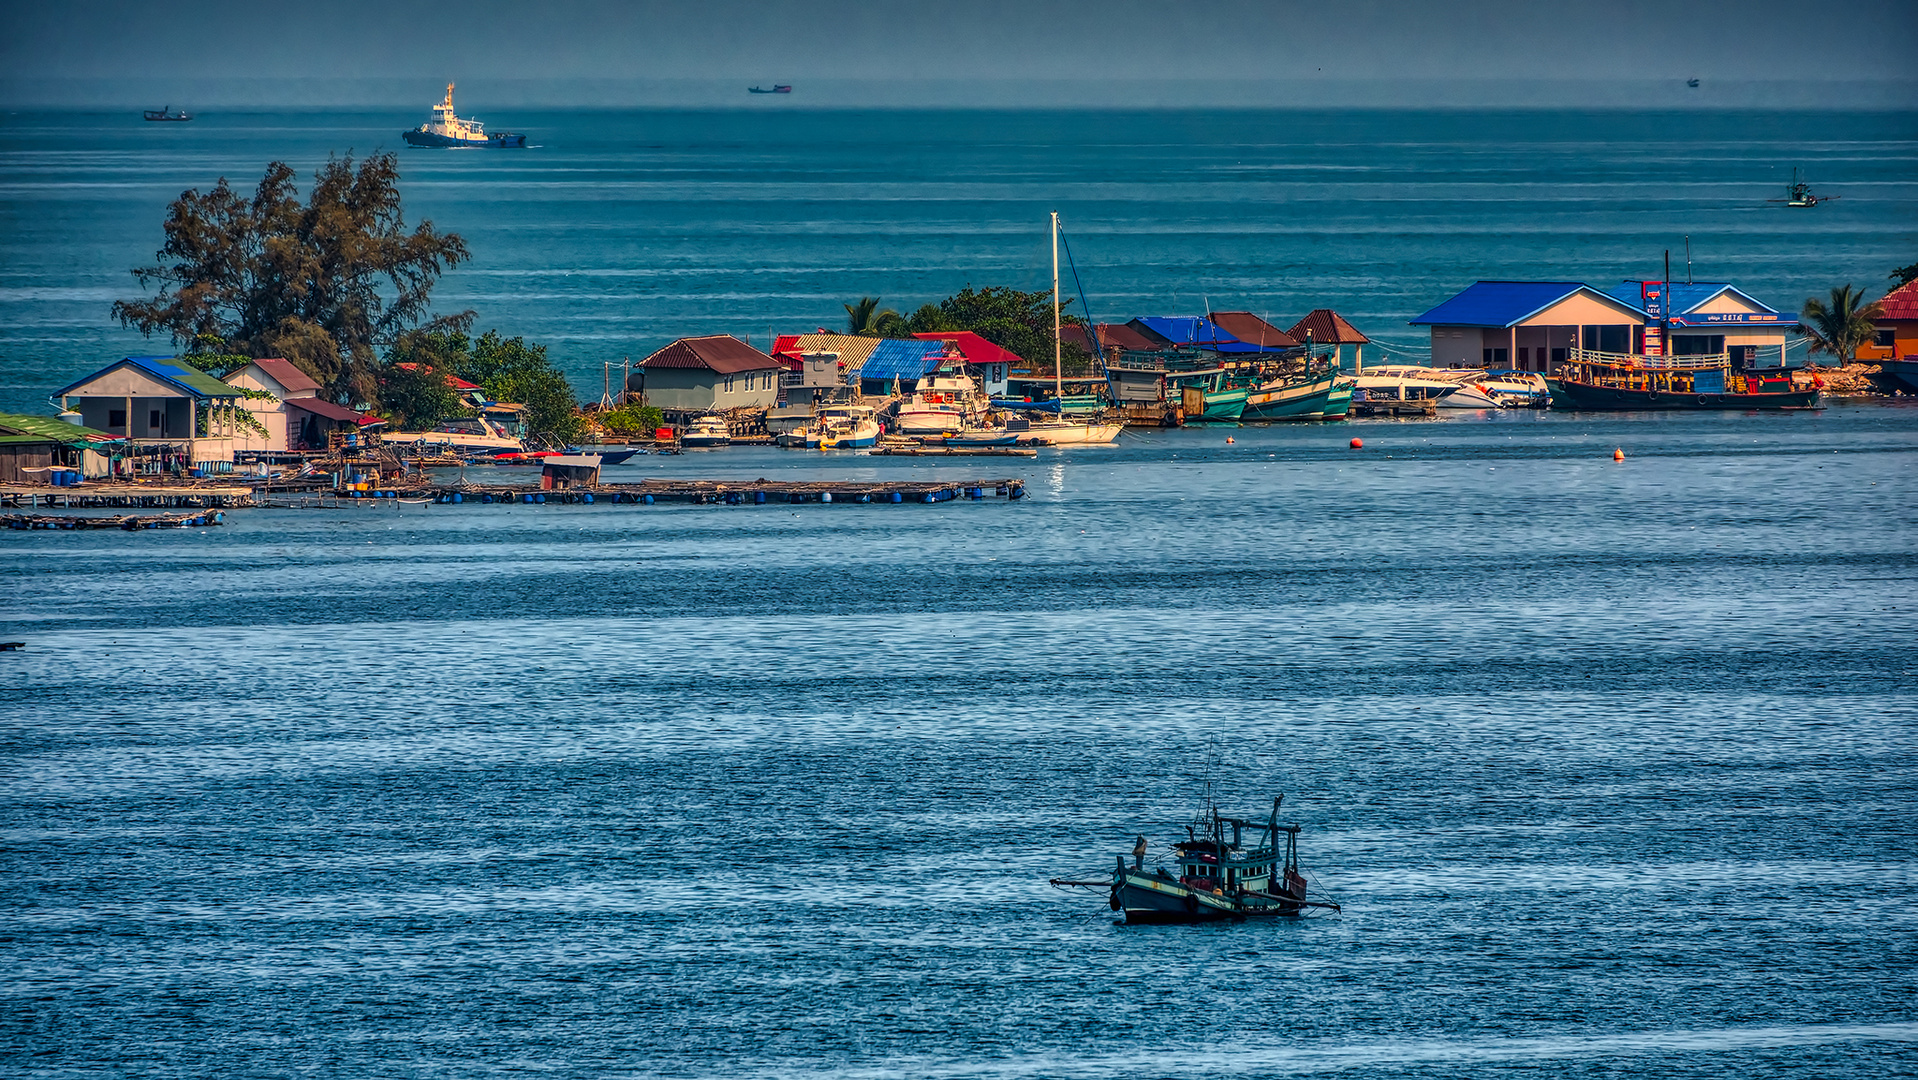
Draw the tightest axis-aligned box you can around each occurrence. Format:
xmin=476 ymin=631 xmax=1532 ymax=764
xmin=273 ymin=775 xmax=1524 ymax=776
xmin=1242 ymin=371 xmax=1351 ymax=421
xmin=679 ymin=413 xmax=732 ymax=448
xmin=749 ymin=85 xmax=793 ymax=94
xmin=566 ymin=446 xmax=640 ymax=465
xmin=1769 ymin=168 xmax=1836 ymax=209
xmin=142 ymin=106 xmax=193 ymax=122
xmin=1052 ymin=795 xmax=1340 ymax=924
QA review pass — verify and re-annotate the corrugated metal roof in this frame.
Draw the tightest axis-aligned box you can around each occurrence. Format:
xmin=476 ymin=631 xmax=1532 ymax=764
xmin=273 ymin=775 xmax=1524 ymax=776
xmin=1411 ymin=282 xmax=1645 ymax=328
xmin=1131 ymin=316 xmax=1240 ymax=347
xmin=288 ymin=398 xmax=375 ymax=424
xmin=0 ymin=412 xmax=118 ymax=445
xmin=1882 ymin=279 xmax=1918 ymax=321
xmin=640 ymin=335 xmax=783 ymax=375
xmin=1286 ymin=309 xmax=1370 ymax=345
xmin=246 ymin=357 xmax=322 ymax=394
xmin=1208 ymin=312 xmax=1299 ymax=348
xmin=778 ymin=333 xmax=885 ymax=374
xmin=913 ymin=331 xmax=1024 ymax=367
xmin=1604 ymin=281 xmax=1782 ymax=318
xmin=857 ymin=339 xmax=950 ymax=383
xmin=55 ymin=355 xmax=244 ymax=399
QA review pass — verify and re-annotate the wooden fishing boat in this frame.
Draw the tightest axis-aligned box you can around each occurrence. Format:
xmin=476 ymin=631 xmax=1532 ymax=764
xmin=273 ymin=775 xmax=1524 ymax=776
xmin=1550 ymin=352 xmax=1821 ymax=411
xmin=1053 ymin=795 xmax=1339 ymax=924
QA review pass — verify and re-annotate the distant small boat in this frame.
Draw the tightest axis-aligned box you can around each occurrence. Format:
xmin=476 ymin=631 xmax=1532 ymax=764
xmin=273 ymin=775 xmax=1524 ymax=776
xmin=749 ymin=85 xmax=793 ymax=94
xmin=1769 ymin=168 xmax=1836 ymax=208
xmin=142 ymin=106 xmax=192 ymax=122
xmin=1686 ymin=78 xmax=1700 ymax=88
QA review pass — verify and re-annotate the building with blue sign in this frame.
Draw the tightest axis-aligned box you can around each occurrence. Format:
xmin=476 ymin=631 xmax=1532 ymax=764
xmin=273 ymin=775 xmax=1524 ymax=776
xmin=1411 ymin=280 xmax=1793 ymax=371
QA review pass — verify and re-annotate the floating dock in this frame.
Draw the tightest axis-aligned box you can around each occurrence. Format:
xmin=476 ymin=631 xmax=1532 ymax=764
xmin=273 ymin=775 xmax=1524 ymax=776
xmin=0 ymin=484 xmax=255 ymax=510
xmin=4 ymin=510 xmax=226 ymax=531
xmin=406 ymin=477 xmax=1025 ymax=505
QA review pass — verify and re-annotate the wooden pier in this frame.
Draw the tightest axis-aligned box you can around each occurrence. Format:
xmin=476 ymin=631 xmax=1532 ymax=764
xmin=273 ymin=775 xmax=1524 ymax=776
xmin=0 ymin=484 xmax=256 ymax=511
xmin=5 ymin=510 xmax=227 ymax=531
xmin=404 ymin=477 xmax=1027 ymax=505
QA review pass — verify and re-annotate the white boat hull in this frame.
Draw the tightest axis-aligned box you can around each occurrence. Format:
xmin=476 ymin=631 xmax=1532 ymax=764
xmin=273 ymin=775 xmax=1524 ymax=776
xmin=380 ymin=431 xmax=524 ymax=453
xmin=1024 ymin=422 xmax=1121 ymax=445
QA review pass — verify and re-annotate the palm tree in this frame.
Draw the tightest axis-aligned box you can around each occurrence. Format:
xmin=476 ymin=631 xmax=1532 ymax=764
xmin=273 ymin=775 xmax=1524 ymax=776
xmin=1797 ymin=284 xmax=1883 ymax=367
xmin=844 ymin=296 xmax=898 ymax=337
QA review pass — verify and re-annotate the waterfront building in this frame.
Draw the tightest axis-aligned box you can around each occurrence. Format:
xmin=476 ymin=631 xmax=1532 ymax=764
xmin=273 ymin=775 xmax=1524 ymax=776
xmin=0 ymin=412 xmax=118 ymax=482
xmin=1207 ymin=312 xmax=1299 ymax=352
xmin=1413 ymin=280 xmax=1791 ymax=371
xmin=1413 ymin=282 xmax=1648 ymax=370
xmin=54 ymin=356 xmax=246 ymax=465
xmin=1859 ymin=279 xmax=1918 ymax=391
xmin=224 ymin=357 xmax=378 ymax=453
xmin=631 ymin=336 xmax=784 ymax=413
xmin=1603 ymin=282 xmax=1791 ymax=369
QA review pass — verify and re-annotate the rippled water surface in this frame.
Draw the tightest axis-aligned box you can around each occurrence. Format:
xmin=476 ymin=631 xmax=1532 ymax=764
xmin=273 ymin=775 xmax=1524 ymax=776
xmin=4 ymin=407 xmax=1916 ymax=1076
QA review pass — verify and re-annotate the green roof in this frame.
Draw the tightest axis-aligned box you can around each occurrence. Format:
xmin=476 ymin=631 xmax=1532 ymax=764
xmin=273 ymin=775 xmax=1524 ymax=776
xmin=54 ymin=355 xmax=243 ymax=400
xmin=0 ymin=412 xmax=120 ymax=446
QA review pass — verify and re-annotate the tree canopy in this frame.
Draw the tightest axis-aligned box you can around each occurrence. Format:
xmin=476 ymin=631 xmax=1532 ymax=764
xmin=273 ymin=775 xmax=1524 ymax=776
xmin=1797 ymin=284 xmax=1883 ymax=366
xmin=1893 ymin=260 xmax=1918 ymax=288
xmin=383 ymin=329 xmax=582 ymax=445
xmin=113 ymin=153 xmax=470 ymax=406
xmin=840 ymin=286 xmax=1091 ymax=372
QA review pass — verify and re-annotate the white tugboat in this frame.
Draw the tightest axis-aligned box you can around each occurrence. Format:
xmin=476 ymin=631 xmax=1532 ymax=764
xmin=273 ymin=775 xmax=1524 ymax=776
xmin=402 ymin=83 xmax=526 ymax=148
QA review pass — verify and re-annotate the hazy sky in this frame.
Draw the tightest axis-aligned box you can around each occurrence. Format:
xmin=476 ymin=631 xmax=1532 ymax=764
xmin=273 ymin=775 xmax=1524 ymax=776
xmin=7 ymin=0 xmax=1915 ymax=84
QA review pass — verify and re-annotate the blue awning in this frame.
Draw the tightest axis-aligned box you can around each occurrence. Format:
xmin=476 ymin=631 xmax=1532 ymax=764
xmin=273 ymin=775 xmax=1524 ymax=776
xmin=856 ymin=339 xmax=949 ymax=383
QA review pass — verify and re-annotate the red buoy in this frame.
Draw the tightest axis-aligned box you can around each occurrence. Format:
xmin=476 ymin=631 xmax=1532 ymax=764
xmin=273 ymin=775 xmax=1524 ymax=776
xmin=1613 ymin=448 xmax=1625 ymax=461
xmin=1225 ymin=436 xmax=1235 ymax=444
xmin=1350 ymin=438 xmax=1363 ymax=449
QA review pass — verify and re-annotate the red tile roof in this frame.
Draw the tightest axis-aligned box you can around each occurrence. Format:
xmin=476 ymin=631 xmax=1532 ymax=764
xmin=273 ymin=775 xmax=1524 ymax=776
xmin=249 ymin=357 xmax=321 ymax=394
xmin=1207 ymin=312 xmax=1299 ymax=349
xmin=912 ymin=331 xmax=1024 ymax=367
xmin=1287 ymin=309 xmax=1370 ymax=344
xmin=1880 ymin=279 xmax=1918 ymax=321
xmin=641 ymin=335 xmax=782 ymax=374
xmin=392 ymin=362 xmax=481 ymax=390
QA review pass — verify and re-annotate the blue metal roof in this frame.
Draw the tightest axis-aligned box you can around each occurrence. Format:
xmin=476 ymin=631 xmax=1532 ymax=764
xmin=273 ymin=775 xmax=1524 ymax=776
xmin=1411 ymin=282 xmax=1646 ymax=328
xmin=1604 ymin=281 xmax=1782 ymax=318
xmin=855 ymin=339 xmax=949 ymax=384
xmin=1130 ymin=316 xmax=1293 ymax=354
xmin=55 ymin=355 xmax=244 ymax=399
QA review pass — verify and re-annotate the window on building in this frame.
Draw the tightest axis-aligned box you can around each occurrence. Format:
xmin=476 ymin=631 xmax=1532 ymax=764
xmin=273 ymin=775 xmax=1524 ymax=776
xmin=1877 ymin=329 xmax=1896 ymax=347
xmin=1551 ymin=348 xmax=1568 ymax=364
xmin=723 ymin=375 xmax=734 ymax=393
xmin=109 ymin=409 xmax=126 ymax=428
xmin=1483 ymin=348 xmax=1508 ymax=366
xmin=149 ymin=409 xmax=162 ymax=432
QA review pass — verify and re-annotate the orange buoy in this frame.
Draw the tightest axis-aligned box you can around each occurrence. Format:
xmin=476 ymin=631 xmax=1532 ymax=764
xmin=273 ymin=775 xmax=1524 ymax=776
xmin=1225 ymin=436 xmax=1235 ymax=444
xmin=1350 ymin=438 xmax=1363 ymax=449
xmin=1613 ymin=448 xmax=1625 ymax=461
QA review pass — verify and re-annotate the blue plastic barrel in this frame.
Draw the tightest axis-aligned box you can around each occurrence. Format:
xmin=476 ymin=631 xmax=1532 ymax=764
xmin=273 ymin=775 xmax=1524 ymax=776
xmin=642 ymin=494 xmax=654 ymax=505
xmin=890 ymin=492 xmax=903 ymax=503
xmin=821 ymin=492 xmax=832 ymax=503
xmin=451 ymin=492 xmax=462 ymax=504
xmin=581 ymin=493 xmax=594 ymax=504
xmin=753 ymin=491 xmax=765 ymax=504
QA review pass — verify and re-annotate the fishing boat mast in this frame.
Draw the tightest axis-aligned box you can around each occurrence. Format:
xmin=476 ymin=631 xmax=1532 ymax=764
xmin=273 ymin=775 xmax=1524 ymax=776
xmin=1052 ymin=211 xmax=1062 ymax=403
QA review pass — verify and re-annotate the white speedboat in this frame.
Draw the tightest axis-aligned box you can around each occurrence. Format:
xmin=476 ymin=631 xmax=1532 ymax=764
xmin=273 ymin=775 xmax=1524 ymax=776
xmin=680 ymin=414 xmax=731 ymax=448
xmin=895 ymin=372 xmax=986 ymax=435
xmin=1444 ymin=370 xmax=1552 ymax=409
xmin=380 ymin=415 xmax=524 ymax=454
xmin=1349 ymin=366 xmax=1464 ymax=405
xmin=816 ymin=404 xmax=881 ymax=449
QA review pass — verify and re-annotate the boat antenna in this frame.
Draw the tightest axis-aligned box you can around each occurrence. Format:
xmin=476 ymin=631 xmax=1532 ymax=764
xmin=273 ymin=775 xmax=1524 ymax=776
xmin=1684 ymin=236 xmax=1692 ymax=286
xmin=1663 ymin=250 xmax=1671 ymax=361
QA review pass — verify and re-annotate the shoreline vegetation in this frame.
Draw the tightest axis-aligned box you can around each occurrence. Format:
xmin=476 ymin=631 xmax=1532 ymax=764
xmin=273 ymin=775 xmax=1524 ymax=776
xmin=93 ymin=156 xmax=1918 ymax=447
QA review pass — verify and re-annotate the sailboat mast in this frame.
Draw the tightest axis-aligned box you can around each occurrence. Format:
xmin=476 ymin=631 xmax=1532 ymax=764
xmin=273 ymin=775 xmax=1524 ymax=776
xmin=1052 ymin=211 xmax=1062 ymax=403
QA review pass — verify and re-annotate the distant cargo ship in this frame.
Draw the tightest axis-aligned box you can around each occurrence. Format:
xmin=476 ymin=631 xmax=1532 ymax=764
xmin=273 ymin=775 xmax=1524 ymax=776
xmin=749 ymin=85 xmax=792 ymax=94
xmin=402 ymin=83 xmax=526 ymax=148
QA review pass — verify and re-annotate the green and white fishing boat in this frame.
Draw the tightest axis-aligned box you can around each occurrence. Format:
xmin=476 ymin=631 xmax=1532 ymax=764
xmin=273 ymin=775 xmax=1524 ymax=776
xmin=1242 ymin=371 xmax=1349 ymax=421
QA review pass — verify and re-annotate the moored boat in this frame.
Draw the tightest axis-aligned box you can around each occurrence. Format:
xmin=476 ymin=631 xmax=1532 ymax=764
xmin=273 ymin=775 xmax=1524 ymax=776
xmin=815 ymin=404 xmax=882 ymax=449
xmin=1550 ymin=352 xmax=1821 ymax=411
xmin=895 ymin=372 xmax=986 ymax=435
xmin=680 ymin=413 xmax=732 ymax=448
xmin=1053 ymin=795 xmax=1340 ymax=924
xmin=1242 ymin=371 xmax=1349 ymax=421
xmin=142 ymin=106 xmax=193 ymax=122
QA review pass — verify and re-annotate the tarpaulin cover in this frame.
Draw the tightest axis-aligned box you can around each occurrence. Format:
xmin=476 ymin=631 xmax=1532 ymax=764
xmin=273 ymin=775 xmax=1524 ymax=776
xmin=855 ymin=339 xmax=949 ymax=383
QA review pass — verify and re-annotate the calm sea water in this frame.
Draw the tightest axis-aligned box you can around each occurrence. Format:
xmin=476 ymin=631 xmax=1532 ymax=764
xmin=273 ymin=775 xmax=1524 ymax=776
xmin=4 ymin=406 xmax=1918 ymax=1076
xmin=1 ymin=107 xmax=1915 ymax=413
